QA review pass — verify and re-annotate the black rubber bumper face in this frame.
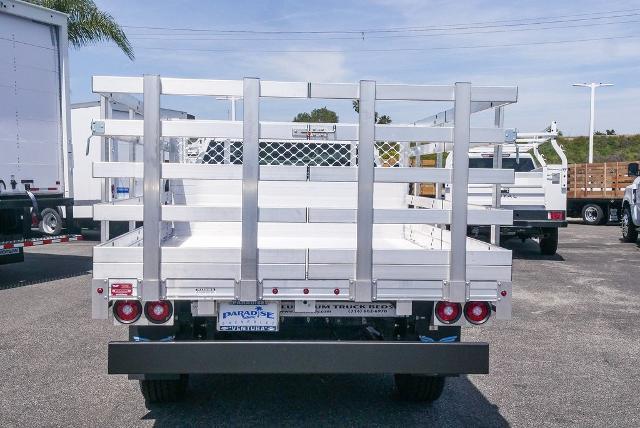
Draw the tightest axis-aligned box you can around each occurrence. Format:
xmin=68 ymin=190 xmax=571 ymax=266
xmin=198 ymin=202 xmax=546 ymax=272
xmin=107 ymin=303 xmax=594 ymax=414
xmin=108 ymin=341 xmax=489 ymax=375
xmin=512 ymin=210 xmax=567 ymax=228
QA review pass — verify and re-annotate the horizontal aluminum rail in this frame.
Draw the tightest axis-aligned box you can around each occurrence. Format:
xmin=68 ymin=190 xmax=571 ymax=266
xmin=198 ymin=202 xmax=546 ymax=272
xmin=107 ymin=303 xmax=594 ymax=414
xmin=92 ymin=162 xmax=514 ymax=184
xmin=90 ymin=119 xmax=515 ymax=144
xmin=93 ymin=75 xmax=517 ymax=103
xmin=93 ymin=204 xmax=512 ymax=225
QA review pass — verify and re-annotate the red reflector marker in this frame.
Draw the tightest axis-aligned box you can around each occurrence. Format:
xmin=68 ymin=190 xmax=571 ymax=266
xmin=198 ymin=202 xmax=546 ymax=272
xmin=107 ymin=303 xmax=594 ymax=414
xmin=464 ymin=301 xmax=491 ymax=325
xmin=144 ymin=301 xmax=173 ymax=324
xmin=435 ymin=301 xmax=462 ymax=324
xmin=548 ymin=211 xmax=565 ymax=221
xmin=113 ymin=300 xmax=142 ymax=324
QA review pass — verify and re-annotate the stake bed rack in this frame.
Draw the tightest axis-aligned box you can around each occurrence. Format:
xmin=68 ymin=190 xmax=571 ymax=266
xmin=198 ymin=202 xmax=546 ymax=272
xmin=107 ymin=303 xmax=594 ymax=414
xmin=90 ymin=76 xmax=516 ymax=312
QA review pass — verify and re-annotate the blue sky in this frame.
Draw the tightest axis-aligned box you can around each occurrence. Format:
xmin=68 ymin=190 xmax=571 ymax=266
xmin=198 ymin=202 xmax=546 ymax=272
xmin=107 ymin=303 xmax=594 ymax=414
xmin=69 ymin=0 xmax=640 ymax=135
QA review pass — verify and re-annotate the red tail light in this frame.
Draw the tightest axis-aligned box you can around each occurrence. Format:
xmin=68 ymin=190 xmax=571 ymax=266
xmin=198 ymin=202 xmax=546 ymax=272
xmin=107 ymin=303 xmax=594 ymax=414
xmin=435 ymin=301 xmax=462 ymax=324
xmin=113 ymin=300 xmax=142 ymax=324
xmin=548 ymin=211 xmax=565 ymax=221
xmin=144 ymin=300 xmax=173 ymax=324
xmin=464 ymin=301 xmax=491 ymax=325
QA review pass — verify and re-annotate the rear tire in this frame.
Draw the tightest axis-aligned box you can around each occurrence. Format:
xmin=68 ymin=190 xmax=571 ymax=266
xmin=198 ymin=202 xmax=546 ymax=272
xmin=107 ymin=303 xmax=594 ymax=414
xmin=38 ymin=208 xmax=63 ymax=235
xmin=621 ymin=207 xmax=638 ymax=243
xmin=140 ymin=375 xmax=188 ymax=403
xmin=539 ymin=228 xmax=558 ymax=255
xmin=581 ymin=204 xmax=604 ymax=225
xmin=394 ymin=374 xmax=445 ymax=402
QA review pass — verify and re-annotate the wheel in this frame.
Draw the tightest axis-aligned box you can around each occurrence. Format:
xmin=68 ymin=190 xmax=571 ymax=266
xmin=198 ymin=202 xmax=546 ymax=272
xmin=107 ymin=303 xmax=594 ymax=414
xmin=140 ymin=375 xmax=188 ymax=403
xmin=38 ymin=208 xmax=63 ymax=235
xmin=621 ymin=207 xmax=638 ymax=243
xmin=394 ymin=374 xmax=445 ymax=402
xmin=581 ymin=204 xmax=604 ymax=225
xmin=539 ymin=227 xmax=558 ymax=255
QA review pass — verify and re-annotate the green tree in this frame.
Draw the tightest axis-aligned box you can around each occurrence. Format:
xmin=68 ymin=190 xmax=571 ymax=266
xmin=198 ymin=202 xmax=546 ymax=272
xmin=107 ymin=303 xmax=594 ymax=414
xmin=27 ymin=0 xmax=134 ymax=60
xmin=352 ymin=100 xmax=392 ymax=124
xmin=293 ymin=107 xmax=338 ymax=123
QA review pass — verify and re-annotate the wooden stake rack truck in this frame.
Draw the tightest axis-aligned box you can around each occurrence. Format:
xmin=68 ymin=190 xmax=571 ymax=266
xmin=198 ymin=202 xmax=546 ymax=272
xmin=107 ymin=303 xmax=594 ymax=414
xmin=89 ymin=75 xmax=517 ymax=403
xmin=567 ymin=161 xmax=638 ymax=225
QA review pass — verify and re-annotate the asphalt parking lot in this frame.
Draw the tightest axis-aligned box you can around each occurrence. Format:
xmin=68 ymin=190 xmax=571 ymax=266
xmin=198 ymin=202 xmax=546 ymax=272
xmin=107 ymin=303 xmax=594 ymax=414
xmin=1 ymin=223 xmax=639 ymax=427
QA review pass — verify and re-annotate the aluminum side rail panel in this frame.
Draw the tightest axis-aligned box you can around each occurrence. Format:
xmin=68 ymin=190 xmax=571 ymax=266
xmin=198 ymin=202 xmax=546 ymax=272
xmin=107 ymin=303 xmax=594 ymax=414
xmin=307 ymin=264 xmax=511 ymax=281
xmin=94 ymin=163 xmax=513 ymax=185
xmin=94 ymin=205 xmax=307 ymax=222
xmin=93 ymin=163 xmax=307 ymax=181
xmin=108 ymin=341 xmax=489 ymax=375
xmin=93 ymin=119 xmax=513 ymax=144
xmin=94 ymin=76 xmax=516 ymax=102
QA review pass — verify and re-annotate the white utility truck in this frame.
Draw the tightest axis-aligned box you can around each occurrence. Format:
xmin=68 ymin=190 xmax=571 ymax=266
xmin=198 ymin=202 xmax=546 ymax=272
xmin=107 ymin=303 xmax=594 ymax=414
xmin=0 ymin=0 xmax=79 ymax=265
xmin=621 ymin=162 xmax=640 ymax=242
xmin=416 ymin=108 xmax=567 ymax=255
xmin=89 ymin=75 xmax=517 ymax=403
xmin=72 ymin=95 xmax=191 ymax=234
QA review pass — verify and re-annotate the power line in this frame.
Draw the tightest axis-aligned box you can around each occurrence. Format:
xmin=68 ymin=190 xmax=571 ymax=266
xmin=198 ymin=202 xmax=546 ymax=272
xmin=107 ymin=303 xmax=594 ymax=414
xmin=125 ymin=17 xmax=640 ymax=42
xmin=131 ymin=34 xmax=639 ymax=54
xmin=121 ymin=8 xmax=640 ymax=35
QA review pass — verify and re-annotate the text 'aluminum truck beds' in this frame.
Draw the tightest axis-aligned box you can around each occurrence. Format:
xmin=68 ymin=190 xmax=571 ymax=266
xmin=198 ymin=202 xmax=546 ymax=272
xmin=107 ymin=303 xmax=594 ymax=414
xmin=89 ymin=75 xmax=517 ymax=403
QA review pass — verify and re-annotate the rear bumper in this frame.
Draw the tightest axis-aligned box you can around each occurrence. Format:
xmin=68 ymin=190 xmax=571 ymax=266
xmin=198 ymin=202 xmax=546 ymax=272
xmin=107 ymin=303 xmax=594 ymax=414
xmin=512 ymin=209 xmax=567 ymax=228
xmin=108 ymin=340 xmax=489 ymax=375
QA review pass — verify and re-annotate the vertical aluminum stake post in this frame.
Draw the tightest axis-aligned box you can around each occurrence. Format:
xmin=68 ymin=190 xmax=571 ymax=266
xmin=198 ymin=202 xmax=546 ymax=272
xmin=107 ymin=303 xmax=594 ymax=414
xmin=448 ymin=82 xmax=472 ymax=303
xmin=99 ymin=95 xmax=111 ymax=243
xmin=141 ymin=75 xmax=162 ymax=301
xmin=354 ymin=80 xmax=376 ymax=302
xmin=237 ymin=78 xmax=260 ymax=301
xmin=491 ymin=106 xmax=504 ymax=245
xmin=128 ymin=107 xmax=136 ymax=232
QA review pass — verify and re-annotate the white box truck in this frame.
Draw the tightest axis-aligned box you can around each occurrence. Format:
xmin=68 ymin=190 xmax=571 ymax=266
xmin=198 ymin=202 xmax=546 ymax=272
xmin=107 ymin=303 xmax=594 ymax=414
xmin=89 ymin=75 xmax=516 ymax=404
xmin=0 ymin=0 xmax=79 ymax=265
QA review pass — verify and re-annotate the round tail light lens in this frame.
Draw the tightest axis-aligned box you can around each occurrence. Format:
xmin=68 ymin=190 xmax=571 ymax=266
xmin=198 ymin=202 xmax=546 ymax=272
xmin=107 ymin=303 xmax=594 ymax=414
xmin=144 ymin=300 xmax=173 ymax=324
xmin=435 ymin=301 xmax=461 ymax=324
xmin=113 ymin=300 xmax=142 ymax=324
xmin=464 ymin=301 xmax=491 ymax=325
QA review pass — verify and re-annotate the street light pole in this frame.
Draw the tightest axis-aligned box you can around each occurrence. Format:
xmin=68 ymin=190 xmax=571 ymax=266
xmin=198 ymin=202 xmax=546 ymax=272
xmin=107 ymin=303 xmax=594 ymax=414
xmin=572 ymin=82 xmax=613 ymax=163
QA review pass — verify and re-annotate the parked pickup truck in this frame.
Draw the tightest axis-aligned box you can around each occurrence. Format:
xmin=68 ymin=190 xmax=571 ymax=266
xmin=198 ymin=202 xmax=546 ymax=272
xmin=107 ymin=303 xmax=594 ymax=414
xmin=89 ymin=75 xmax=517 ymax=404
xmin=621 ymin=162 xmax=640 ymax=242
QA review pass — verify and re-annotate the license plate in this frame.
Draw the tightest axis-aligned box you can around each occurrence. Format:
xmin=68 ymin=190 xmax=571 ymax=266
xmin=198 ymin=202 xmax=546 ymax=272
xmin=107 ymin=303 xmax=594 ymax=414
xmin=217 ymin=302 xmax=279 ymax=332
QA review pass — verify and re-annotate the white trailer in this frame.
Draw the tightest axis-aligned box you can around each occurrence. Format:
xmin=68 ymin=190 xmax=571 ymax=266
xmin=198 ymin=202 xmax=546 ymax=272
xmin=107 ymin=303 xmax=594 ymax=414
xmin=0 ymin=0 xmax=77 ymax=265
xmin=71 ymin=96 xmax=190 ymax=231
xmin=89 ymin=75 xmax=517 ymax=403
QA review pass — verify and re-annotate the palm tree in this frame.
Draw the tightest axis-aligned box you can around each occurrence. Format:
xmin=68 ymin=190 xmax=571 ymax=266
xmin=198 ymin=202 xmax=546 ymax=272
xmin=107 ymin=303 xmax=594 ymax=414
xmin=27 ymin=0 xmax=134 ymax=60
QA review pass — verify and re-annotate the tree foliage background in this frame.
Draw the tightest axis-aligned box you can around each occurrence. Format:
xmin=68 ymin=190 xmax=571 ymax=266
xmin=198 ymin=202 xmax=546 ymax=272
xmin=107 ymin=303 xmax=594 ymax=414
xmin=538 ymin=135 xmax=640 ymax=164
xmin=27 ymin=0 xmax=134 ymax=59
xmin=293 ymin=107 xmax=338 ymax=123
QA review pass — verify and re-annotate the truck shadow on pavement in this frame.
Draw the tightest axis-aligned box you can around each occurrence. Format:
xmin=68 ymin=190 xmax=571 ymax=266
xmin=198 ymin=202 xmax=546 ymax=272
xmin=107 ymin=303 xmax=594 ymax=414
xmin=142 ymin=374 xmax=509 ymax=427
xmin=501 ymin=238 xmax=565 ymax=261
xmin=0 ymin=252 xmax=92 ymax=290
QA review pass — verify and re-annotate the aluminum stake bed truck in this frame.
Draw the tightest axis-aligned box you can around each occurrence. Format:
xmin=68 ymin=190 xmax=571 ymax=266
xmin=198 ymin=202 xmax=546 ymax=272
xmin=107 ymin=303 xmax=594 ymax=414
xmin=89 ymin=75 xmax=516 ymax=403
xmin=0 ymin=0 xmax=79 ymax=265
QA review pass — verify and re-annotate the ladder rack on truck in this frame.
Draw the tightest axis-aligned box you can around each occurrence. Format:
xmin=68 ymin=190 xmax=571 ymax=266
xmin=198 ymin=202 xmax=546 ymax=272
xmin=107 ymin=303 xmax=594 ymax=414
xmin=89 ymin=75 xmax=517 ymax=403
xmin=414 ymin=108 xmax=568 ymax=254
xmin=567 ymin=161 xmax=638 ymax=224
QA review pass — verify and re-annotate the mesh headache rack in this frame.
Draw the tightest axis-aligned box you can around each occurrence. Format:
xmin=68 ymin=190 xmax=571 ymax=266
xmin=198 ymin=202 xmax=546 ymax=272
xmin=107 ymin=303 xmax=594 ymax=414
xmin=89 ymin=76 xmax=517 ymax=318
